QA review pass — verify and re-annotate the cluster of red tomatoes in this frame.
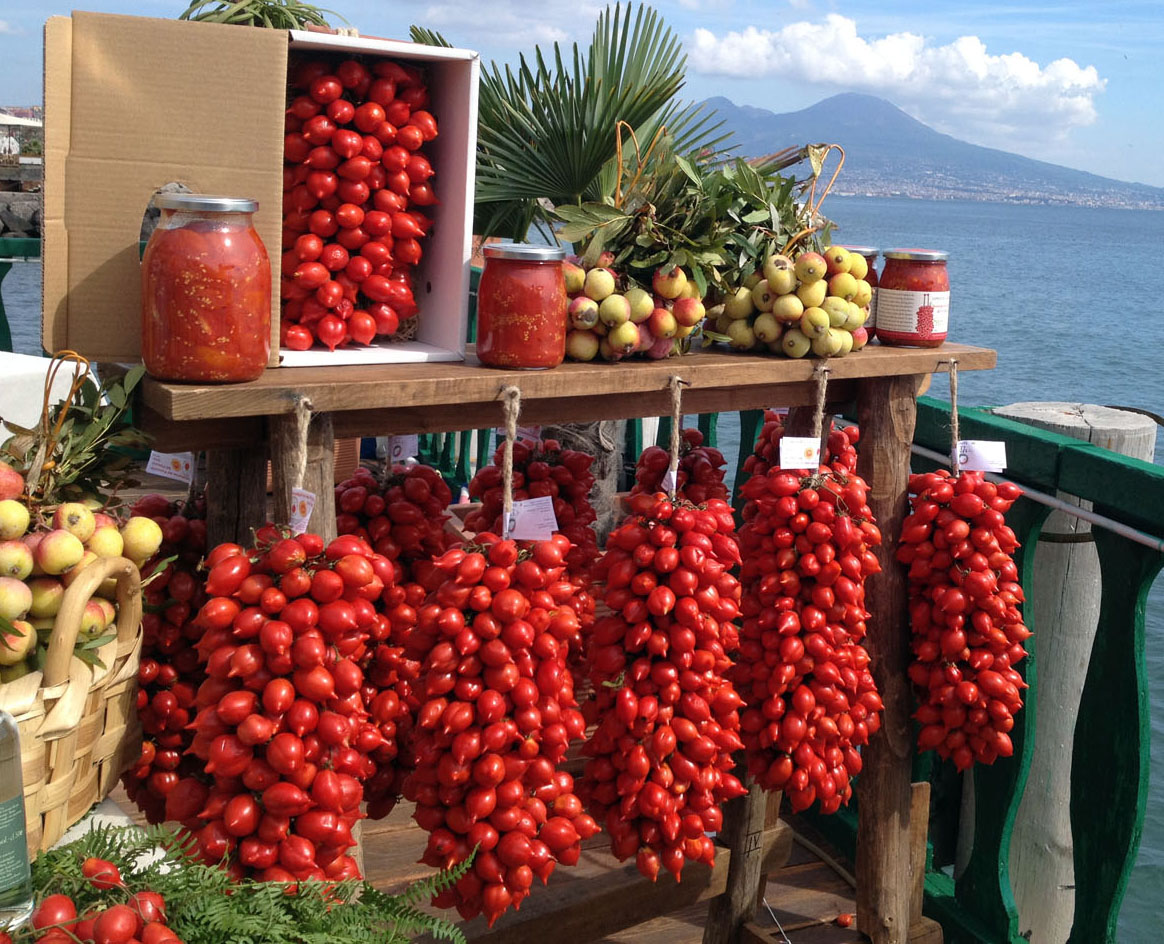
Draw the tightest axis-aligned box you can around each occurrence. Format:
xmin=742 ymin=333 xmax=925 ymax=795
xmin=166 ymin=530 xmax=397 ymax=884
xmin=630 ymin=428 xmax=729 ymax=505
xmin=14 ymin=860 xmax=178 ymax=944
xmin=122 ymin=495 xmax=208 ymax=824
xmin=281 ymin=55 xmax=438 ymax=351
xmin=335 ymin=464 xmax=455 ymax=569
xmin=464 ymin=439 xmax=600 ymax=572
xmin=580 ymin=494 xmax=747 ymax=882
xmin=898 ymin=470 xmax=1029 ymax=769
xmin=741 ymin=412 xmax=859 ymax=481
xmin=399 ymin=536 xmax=598 ymax=926
xmin=735 ymin=455 xmax=884 ymax=814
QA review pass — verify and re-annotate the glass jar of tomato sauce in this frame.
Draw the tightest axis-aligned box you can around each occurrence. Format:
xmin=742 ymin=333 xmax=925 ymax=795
xmin=839 ymin=245 xmax=879 ymax=335
xmin=141 ymin=194 xmax=271 ymax=382
xmin=477 ymin=244 xmax=568 ymax=369
xmin=875 ymin=249 xmax=949 ymax=347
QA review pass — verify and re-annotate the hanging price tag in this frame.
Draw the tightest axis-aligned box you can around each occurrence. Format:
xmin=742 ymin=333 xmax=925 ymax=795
xmin=496 ymin=425 xmax=542 ymax=448
xmin=956 ymin=440 xmax=1007 ymax=472
xmin=146 ymin=451 xmax=195 ymax=484
xmin=779 ymin=436 xmax=821 ymax=470
xmin=387 ymin=435 xmax=419 ymax=464
xmin=288 ymin=488 xmax=316 ymax=535
xmin=661 ymin=469 xmax=678 ymax=493
xmin=507 ymin=496 xmax=559 ymax=541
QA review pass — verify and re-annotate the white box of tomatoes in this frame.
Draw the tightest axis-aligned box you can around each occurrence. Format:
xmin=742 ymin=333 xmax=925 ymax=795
xmin=42 ymin=12 xmax=479 ymax=368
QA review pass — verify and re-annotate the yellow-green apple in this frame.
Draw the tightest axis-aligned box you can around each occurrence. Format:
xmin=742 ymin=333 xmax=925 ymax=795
xmin=827 ymin=271 xmax=859 ymax=302
xmin=846 ymin=253 xmax=869 ymax=280
xmin=672 ymin=297 xmax=706 ymax=328
xmin=852 ymin=279 xmax=873 ymax=308
xmin=86 ymin=526 xmax=124 ymax=559
xmin=726 ymin=319 xmax=757 ymax=350
xmin=607 ymin=320 xmax=640 ymax=355
xmin=0 ymin=500 xmax=29 ymax=540
xmin=598 ymin=338 xmax=620 ymax=362
xmin=822 ymin=296 xmax=850 ymax=327
xmin=781 ymin=328 xmax=812 ymax=358
xmin=569 ymin=296 xmax=599 ymax=330
xmin=562 ymin=261 xmax=586 ymax=294
xmin=772 ymin=294 xmax=804 ymax=324
xmin=0 ymin=618 xmax=35 ymax=666
xmin=796 ymin=279 xmax=828 ymax=309
xmin=52 ymin=502 xmax=96 ymax=542
xmin=763 ymin=254 xmax=797 ymax=295
xmin=27 ymin=576 xmax=64 ymax=619
xmin=799 ymin=307 xmax=830 ymax=339
xmin=120 ymin=516 xmax=164 ymax=564
xmin=583 ymin=267 xmax=616 ymax=302
xmin=648 ymin=307 xmax=678 ymax=339
xmin=811 ymin=327 xmax=845 ymax=357
xmin=794 ymin=252 xmax=828 ymax=284
xmin=824 ymin=245 xmax=852 ymax=275
xmin=565 ymin=329 xmax=600 ymax=362
xmin=674 ymin=322 xmax=696 ymax=340
xmin=742 ymin=269 xmax=762 ymax=290
xmin=678 ymin=279 xmax=701 ymax=300
xmin=714 ymin=312 xmax=733 ymax=334
xmin=598 ymin=293 xmax=631 ymax=327
xmin=753 ymin=312 xmax=782 ymax=344
xmin=0 ymin=541 xmax=33 ymax=580
xmin=652 ymin=265 xmax=687 ymax=300
xmin=751 ymin=280 xmax=775 ymax=312
xmin=0 ymin=576 xmax=32 ymax=622
xmin=843 ymin=303 xmax=867 ymax=330
xmin=34 ymin=529 xmax=85 ymax=576
xmin=723 ymin=287 xmax=754 ymax=321
xmin=0 ymin=460 xmax=23 ymax=502
xmin=625 ymin=287 xmax=654 ymax=324
xmin=836 ymin=329 xmax=854 ymax=356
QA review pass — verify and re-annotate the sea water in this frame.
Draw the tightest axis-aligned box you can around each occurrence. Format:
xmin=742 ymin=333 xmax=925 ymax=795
xmin=3 ymin=196 xmax=1163 ymax=936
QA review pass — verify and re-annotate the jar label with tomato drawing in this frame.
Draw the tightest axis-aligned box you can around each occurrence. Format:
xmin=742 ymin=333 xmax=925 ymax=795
xmin=874 ymin=289 xmax=949 ymax=341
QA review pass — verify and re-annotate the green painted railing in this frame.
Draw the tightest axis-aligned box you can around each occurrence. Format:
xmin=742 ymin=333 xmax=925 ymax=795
xmin=0 ymin=236 xmax=41 ymax=353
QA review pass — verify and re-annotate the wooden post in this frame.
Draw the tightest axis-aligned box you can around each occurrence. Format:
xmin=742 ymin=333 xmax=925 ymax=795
xmin=855 ymin=373 xmax=924 ymax=944
xmin=994 ymin=402 xmax=1155 ymax=944
xmin=204 ymin=447 xmax=268 ymax=547
xmin=270 ymin=410 xmax=337 ymax=542
xmin=703 ymin=775 xmax=768 ymax=944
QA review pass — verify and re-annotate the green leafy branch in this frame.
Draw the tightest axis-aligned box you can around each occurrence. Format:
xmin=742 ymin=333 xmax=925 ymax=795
xmin=178 ymin=0 xmax=345 ymax=28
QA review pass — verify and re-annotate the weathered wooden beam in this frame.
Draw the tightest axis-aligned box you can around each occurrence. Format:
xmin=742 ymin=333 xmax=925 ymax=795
xmin=269 ymin=410 xmax=337 ymax=542
xmin=204 ymin=447 xmax=267 ymax=547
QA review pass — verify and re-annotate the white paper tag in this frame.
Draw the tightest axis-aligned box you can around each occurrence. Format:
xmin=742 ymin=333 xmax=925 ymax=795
xmin=288 ymin=488 xmax=316 ymax=535
xmin=779 ymin=436 xmax=821 ymax=470
xmin=146 ymin=451 xmax=195 ymax=484
xmin=496 ymin=425 xmax=542 ymax=448
xmin=661 ymin=469 xmax=678 ymax=493
xmin=387 ymin=434 xmax=419 ymax=464
xmin=957 ymin=440 xmax=1007 ymax=473
xmin=507 ymin=496 xmax=559 ymax=541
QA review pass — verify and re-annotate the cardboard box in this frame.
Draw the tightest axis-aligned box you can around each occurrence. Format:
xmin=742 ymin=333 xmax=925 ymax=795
xmin=43 ymin=13 xmax=479 ymax=368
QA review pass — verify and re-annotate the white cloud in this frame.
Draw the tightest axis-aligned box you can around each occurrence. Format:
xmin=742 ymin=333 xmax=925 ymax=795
xmin=0 ymin=20 xmax=16 ymax=35
xmin=689 ymin=14 xmax=1105 ymax=143
xmin=420 ymin=2 xmax=603 ymax=49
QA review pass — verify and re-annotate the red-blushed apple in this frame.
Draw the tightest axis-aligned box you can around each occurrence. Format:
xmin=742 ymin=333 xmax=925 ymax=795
xmin=92 ymin=512 xmax=117 ymax=530
xmin=672 ymin=297 xmax=706 ymax=328
xmin=597 ymin=250 xmax=615 ymax=268
xmin=562 ymin=261 xmax=585 ymax=295
xmin=0 ymin=460 xmax=24 ymax=502
xmin=652 ymin=265 xmax=687 ymax=300
xmin=824 ymin=245 xmax=852 ymax=275
xmin=0 ymin=618 xmax=35 ymax=666
xmin=625 ymin=287 xmax=654 ymax=324
xmin=583 ymin=267 xmax=616 ymax=302
xmin=0 ymin=576 xmax=33 ymax=622
xmin=794 ymin=252 xmax=828 ymax=284
xmin=648 ymin=307 xmax=678 ymax=339
xmin=34 ymin=529 xmax=85 ymax=576
xmin=62 ymin=550 xmax=99 ymax=588
xmin=598 ymin=293 xmax=631 ymax=327
xmin=646 ymin=335 xmax=676 ymax=359
xmin=0 ymin=499 xmax=29 ymax=541
xmin=565 ymin=329 xmax=600 ymax=362
xmin=568 ymin=296 xmax=600 ymax=330
xmin=851 ymin=326 xmax=870 ymax=350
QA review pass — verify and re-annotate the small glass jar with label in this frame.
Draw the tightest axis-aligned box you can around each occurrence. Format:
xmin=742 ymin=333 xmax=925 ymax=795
xmin=875 ymin=249 xmax=949 ymax=347
xmin=477 ymin=244 xmax=568 ymax=369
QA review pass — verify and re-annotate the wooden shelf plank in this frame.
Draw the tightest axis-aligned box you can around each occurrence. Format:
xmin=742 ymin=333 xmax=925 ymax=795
xmin=141 ymin=344 xmax=996 ymax=423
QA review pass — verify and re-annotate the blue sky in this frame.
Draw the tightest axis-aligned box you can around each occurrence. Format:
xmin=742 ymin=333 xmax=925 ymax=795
xmin=3 ymin=0 xmax=1162 ymax=187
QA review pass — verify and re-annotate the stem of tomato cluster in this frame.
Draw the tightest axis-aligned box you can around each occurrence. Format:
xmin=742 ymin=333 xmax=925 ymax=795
xmin=665 ymin=375 xmax=687 ymax=500
xmin=499 ymin=385 xmax=522 ymax=540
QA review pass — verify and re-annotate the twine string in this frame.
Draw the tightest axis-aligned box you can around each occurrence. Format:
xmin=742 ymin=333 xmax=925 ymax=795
xmin=500 ymin=385 xmax=522 ymax=539
xmin=948 ymin=359 xmax=961 ymax=473
xmin=666 ymin=376 xmax=688 ymax=499
xmin=810 ymin=364 xmax=831 ymax=441
xmin=290 ymin=397 xmax=313 ymax=492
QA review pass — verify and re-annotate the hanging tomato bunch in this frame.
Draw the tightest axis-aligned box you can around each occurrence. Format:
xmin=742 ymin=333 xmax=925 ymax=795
xmin=281 ymin=56 xmax=438 ymax=352
xmin=172 ymin=529 xmax=396 ymax=883
xmin=580 ymin=494 xmax=747 ymax=883
xmin=400 ymin=536 xmax=598 ymax=926
xmin=898 ymin=469 xmax=1029 ymax=770
xmin=734 ymin=464 xmax=884 ymax=813
xmin=464 ymin=439 xmax=600 ymax=571
xmin=631 ymin=428 xmax=729 ymax=504
xmin=122 ymin=493 xmax=208 ymax=824
xmin=741 ymin=411 xmax=859 ymax=481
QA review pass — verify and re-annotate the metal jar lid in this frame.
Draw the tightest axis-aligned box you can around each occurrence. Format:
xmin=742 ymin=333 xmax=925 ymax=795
xmin=883 ymin=248 xmax=948 ymax=262
xmin=153 ymin=193 xmax=259 ymax=213
xmin=483 ymin=243 xmax=566 ymax=262
xmin=838 ymin=245 xmax=878 ymax=257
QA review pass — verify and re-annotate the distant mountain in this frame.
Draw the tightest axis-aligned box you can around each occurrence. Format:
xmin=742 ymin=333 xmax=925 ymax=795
xmin=701 ymin=93 xmax=1164 ymax=210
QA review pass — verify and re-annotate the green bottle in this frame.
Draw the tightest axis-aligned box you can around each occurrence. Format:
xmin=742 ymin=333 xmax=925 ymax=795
xmin=0 ymin=710 xmax=32 ymax=930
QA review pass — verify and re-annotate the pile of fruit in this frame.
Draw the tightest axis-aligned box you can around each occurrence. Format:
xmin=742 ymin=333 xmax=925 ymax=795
xmin=707 ymin=248 xmax=873 ymax=358
xmin=734 ymin=460 xmax=884 ymax=813
xmin=580 ymin=494 xmax=747 ymax=881
xmin=280 ymin=56 xmax=439 ymax=352
xmin=898 ymin=469 xmax=1029 ymax=769
xmin=562 ymin=259 xmax=705 ymax=363
xmin=630 ymin=428 xmax=729 ymax=505
xmin=400 ymin=537 xmax=597 ymax=925
xmin=0 ymin=460 xmax=164 ymax=680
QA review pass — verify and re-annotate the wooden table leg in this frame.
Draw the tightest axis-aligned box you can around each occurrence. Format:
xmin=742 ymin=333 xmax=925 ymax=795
xmin=205 ymin=447 xmax=268 ymax=548
xmin=704 ymin=775 xmax=768 ymax=944
xmin=855 ymin=374 xmax=924 ymax=944
xmin=269 ymin=410 xmax=337 ymax=542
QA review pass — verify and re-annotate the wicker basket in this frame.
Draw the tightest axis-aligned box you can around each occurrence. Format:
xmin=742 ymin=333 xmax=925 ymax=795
xmin=0 ymin=556 xmax=143 ymax=856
